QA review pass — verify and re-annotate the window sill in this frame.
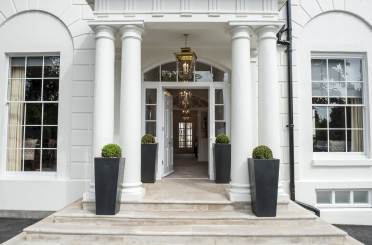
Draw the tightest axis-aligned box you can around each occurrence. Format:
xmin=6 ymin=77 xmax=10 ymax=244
xmin=312 ymin=154 xmax=372 ymax=167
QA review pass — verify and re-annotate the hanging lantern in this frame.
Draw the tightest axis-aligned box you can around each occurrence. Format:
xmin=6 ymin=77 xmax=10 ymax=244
xmin=175 ymin=34 xmax=197 ymax=81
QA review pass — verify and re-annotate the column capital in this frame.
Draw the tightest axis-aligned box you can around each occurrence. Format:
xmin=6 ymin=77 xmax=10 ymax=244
xmin=120 ymin=24 xmax=144 ymax=41
xmin=229 ymin=25 xmax=253 ymax=41
xmin=255 ymin=25 xmax=279 ymax=41
xmin=94 ymin=25 xmax=116 ymax=41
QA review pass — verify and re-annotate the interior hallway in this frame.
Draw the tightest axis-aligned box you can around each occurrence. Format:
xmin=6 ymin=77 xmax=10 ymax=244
xmin=166 ymin=155 xmax=208 ymax=179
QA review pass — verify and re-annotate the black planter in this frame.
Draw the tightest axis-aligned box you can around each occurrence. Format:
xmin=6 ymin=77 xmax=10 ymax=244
xmin=248 ymin=158 xmax=280 ymax=217
xmin=141 ymin=143 xmax=158 ymax=183
xmin=94 ymin=158 xmax=125 ymax=215
xmin=214 ymin=144 xmax=231 ymax=183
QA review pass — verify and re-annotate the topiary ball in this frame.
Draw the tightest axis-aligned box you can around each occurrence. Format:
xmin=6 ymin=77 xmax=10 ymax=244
xmin=101 ymin=144 xmax=122 ymax=158
xmin=141 ymin=134 xmax=156 ymax=144
xmin=215 ymin=134 xmax=230 ymax=144
xmin=252 ymin=145 xmax=273 ymax=160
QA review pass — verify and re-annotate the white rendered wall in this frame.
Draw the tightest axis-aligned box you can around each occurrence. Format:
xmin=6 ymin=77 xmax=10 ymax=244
xmin=0 ymin=0 xmax=95 ymax=211
xmin=284 ymin=0 xmax=372 ymax=225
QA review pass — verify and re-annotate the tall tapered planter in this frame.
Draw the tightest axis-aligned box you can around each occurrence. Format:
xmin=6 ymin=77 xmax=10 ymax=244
xmin=141 ymin=143 xmax=158 ymax=183
xmin=248 ymin=158 xmax=279 ymax=217
xmin=95 ymin=158 xmax=125 ymax=215
xmin=214 ymin=144 xmax=231 ymax=183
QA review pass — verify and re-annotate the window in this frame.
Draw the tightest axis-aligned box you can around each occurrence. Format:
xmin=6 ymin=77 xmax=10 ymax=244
xmin=145 ymin=89 xmax=157 ymax=136
xmin=6 ymin=56 xmax=60 ymax=172
xmin=179 ymin=122 xmax=192 ymax=149
xmin=215 ymin=89 xmax=226 ymax=135
xmin=316 ymin=189 xmax=371 ymax=206
xmin=144 ymin=62 xmax=228 ymax=82
xmin=312 ymin=57 xmax=365 ymax=152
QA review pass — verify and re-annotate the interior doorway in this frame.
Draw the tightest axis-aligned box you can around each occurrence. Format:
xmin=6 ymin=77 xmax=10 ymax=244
xmin=164 ymin=89 xmax=209 ymax=179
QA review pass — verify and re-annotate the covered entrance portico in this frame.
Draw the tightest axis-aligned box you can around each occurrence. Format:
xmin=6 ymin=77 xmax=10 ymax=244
xmin=83 ymin=21 xmax=287 ymax=203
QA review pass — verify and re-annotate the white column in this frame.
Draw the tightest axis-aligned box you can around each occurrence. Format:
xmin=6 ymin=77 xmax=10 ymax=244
xmin=229 ymin=26 xmax=253 ymax=202
xmin=83 ymin=25 xmax=116 ymax=202
xmin=119 ymin=25 xmax=145 ymax=201
xmin=257 ymin=25 xmax=289 ymax=202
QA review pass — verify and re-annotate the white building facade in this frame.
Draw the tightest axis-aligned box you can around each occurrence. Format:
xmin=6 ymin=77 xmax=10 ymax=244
xmin=0 ymin=0 xmax=371 ymax=225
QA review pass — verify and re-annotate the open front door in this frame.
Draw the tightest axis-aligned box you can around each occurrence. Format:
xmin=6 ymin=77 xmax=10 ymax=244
xmin=163 ymin=93 xmax=174 ymax=176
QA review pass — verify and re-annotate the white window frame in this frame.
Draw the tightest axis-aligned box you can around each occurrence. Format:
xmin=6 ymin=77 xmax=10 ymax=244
xmin=316 ymin=189 xmax=372 ymax=208
xmin=311 ymin=53 xmax=371 ymax=165
xmin=4 ymin=54 xmax=60 ymax=177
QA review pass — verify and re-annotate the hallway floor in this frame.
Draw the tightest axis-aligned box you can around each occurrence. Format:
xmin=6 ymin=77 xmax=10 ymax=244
xmin=166 ymin=155 xmax=208 ymax=179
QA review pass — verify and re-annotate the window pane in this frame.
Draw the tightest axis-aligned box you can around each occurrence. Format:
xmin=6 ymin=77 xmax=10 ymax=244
xmin=313 ymin=130 xmax=328 ymax=152
xmin=346 ymin=107 xmax=363 ymax=129
xmin=347 ymin=130 xmax=363 ymax=152
xmin=312 ymin=97 xmax=328 ymax=104
xmin=329 ymin=82 xmax=346 ymax=97
xmin=43 ymin=79 xmax=59 ymax=101
xmin=215 ymin=89 xmax=224 ymax=104
xmin=161 ymin=62 xmax=177 ymax=82
xmin=146 ymin=105 xmax=157 ymax=120
xmin=144 ymin=66 xmax=160 ymax=81
xmin=335 ymin=191 xmax=350 ymax=203
xmin=44 ymin=104 xmax=58 ymax=125
xmin=311 ymin=59 xmax=327 ymax=81
xmin=328 ymin=59 xmax=345 ymax=81
xmin=195 ymin=62 xmax=212 ymax=82
xmin=329 ymin=107 xmax=345 ymax=128
xmin=329 ymin=130 xmax=346 ymax=152
xmin=312 ymin=82 xmax=328 ymax=96
xmin=26 ymin=57 xmax=43 ymax=78
xmin=25 ymin=126 xmax=41 ymax=148
xmin=42 ymin=149 xmax=57 ymax=172
xmin=44 ymin=56 xmax=60 ymax=78
xmin=24 ymin=149 xmax=40 ymax=171
xmin=6 ymin=149 xmax=23 ymax=171
xmin=43 ymin=126 xmax=58 ymax=148
xmin=215 ymin=106 xmax=224 ymax=120
xmin=347 ymin=82 xmax=363 ymax=103
xmin=10 ymin=57 xmax=25 ymax=78
xmin=330 ymin=97 xmax=346 ymax=104
xmin=25 ymin=79 xmax=42 ymax=101
xmin=317 ymin=190 xmax=332 ymax=204
xmin=215 ymin=122 xmax=226 ymax=136
xmin=8 ymin=80 xmax=25 ymax=101
xmin=313 ymin=106 xmax=327 ymax=128
xmin=7 ymin=126 xmax=24 ymax=149
xmin=353 ymin=191 xmax=368 ymax=203
xmin=25 ymin=103 xmax=42 ymax=125
xmin=146 ymin=89 xmax=157 ymax=104
xmin=146 ymin=122 xmax=156 ymax=136
xmin=8 ymin=103 xmax=25 ymax=127
xmin=346 ymin=59 xmax=363 ymax=81
xmin=213 ymin=67 xmax=225 ymax=82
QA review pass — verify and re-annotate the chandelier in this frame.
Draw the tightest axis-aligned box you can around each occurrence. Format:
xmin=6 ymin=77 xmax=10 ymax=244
xmin=179 ymin=90 xmax=192 ymax=121
xmin=175 ymin=34 xmax=197 ymax=81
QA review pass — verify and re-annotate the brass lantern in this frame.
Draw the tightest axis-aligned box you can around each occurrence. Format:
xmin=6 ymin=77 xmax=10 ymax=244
xmin=175 ymin=34 xmax=197 ymax=81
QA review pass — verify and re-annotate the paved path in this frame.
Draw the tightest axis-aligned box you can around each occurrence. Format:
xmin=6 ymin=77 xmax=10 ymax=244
xmin=0 ymin=218 xmax=40 ymax=244
xmin=336 ymin=225 xmax=372 ymax=245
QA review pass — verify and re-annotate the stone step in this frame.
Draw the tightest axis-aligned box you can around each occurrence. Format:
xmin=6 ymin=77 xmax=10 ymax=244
xmin=54 ymin=202 xmax=316 ymax=226
xmin=20 ymin=219 xmax=348 ymax=245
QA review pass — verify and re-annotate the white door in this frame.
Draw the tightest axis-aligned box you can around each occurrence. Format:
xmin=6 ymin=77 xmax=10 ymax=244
xmin=163 ymin=93 xmax=174 ymax=176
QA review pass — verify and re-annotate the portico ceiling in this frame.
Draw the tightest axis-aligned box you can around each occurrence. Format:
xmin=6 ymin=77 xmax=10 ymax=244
xmin=139 ymin=23 xmax=257 ymax=49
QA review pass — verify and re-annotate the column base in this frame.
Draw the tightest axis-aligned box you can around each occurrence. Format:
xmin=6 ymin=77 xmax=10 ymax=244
xmin=229 ymin=183 xmax=251 ymax=202
xmin=82 ymin=183 xmax=95 ymax=202
xmin=120 ymin=182 xmax=145 ymax=201
xmin=229 ymin=183 xmax=290 ymax=204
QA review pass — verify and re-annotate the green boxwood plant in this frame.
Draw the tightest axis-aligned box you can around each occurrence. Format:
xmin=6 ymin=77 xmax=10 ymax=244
xmin=141 ymin=134 xmax=156 ymax=144
xmin=252 ymin=145 xmax=273 ymax=160
xmin=215 ymin=134 xmax=230 ymax=144
xmin=101 ymin=144 xmax=122 ymax=158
